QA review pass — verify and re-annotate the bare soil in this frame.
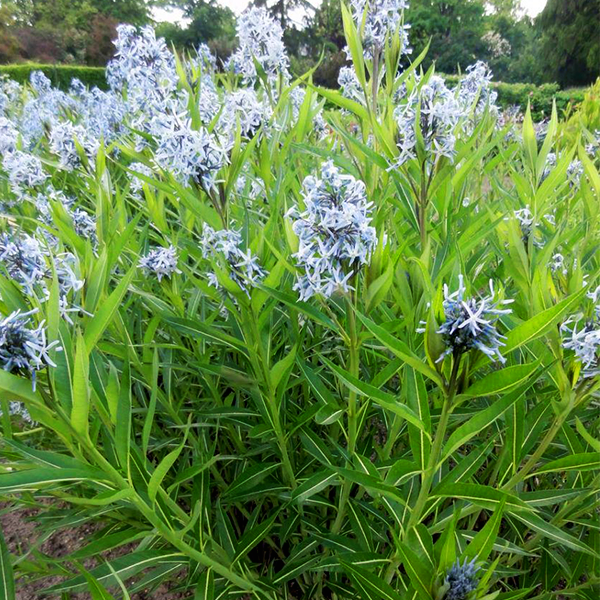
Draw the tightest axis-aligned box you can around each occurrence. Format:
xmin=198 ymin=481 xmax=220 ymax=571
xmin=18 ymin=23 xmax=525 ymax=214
xmin=0 ymin=501 xmax=189 ymax=599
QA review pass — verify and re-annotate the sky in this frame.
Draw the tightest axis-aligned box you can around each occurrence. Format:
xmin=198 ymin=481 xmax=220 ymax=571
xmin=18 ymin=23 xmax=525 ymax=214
xmin=153 ymin=0 xmax=548 ymax=25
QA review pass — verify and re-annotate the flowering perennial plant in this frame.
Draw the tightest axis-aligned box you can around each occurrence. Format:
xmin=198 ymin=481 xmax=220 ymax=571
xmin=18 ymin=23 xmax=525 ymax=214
xmin=0 ymin=309 xmax=60 ymax=390
xmin=200 ymin=225 xmax=267 ymax=296
xmin=0 ymin=7 xmax=597 ymax=600
xmin=444 ymin=558 xmax=480 ymax=600
xmin=229 ymin=7 xmax=289 ymax=83
xmin=562 ymin=312 xmax=600 ymax=378
xmin=153 ymin=116 xmax=225 ymax=189
xmin=349 ymin=0 xmax=411 ymax=58
xmin=287 ymin=160 xmax=377 ymax=300
xmin=394 ymin=76 xmax=464 ymax=166
xmin=138 ymin=245 xmax=181 ymax=282
xmin=435 ymin=275 xmax=513 ymax=363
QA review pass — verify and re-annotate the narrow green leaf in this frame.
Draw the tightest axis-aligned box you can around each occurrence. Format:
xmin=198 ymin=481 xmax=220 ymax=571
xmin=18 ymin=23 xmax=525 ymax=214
xmin=292 ymin=470 xmax=338 ymax=503
xmin=148 ymin=439 xmax=187 ymax=504
xmin=433 ymin=483 xmax=531 ymax=514
xmin=83 ymin=265 xmax=136 ymax=351
xmin=442 ymin=372 xmax=542 ymax=461
xmin=464 ymin=498 xmax=505 ymax=563
xmin=396 ymin=542 xmax=433 ymax=599
xmin=42 ymin=550 xmax=186 ymax=593
xmin=233 ymin=511 xmax=279 ymax=563
xmin=322 ymin=356 xmax=426 ymax=433
xmin=195 ymin=569 xmax=214 ymax=600
xmin=355 ymin=312 xmax=443 ymax=387
xmin=115 ymin=360 xmax=131 ymax=475
xmin=531 ymin=452 xmax=600 ymax=477
xmin=0 ymin=527 xmax=15 ymax=600
xmin=0 ymin=467 xmax=109 ymax=492
xmin=459 ymin=362 xmax=540 ymax=399
xmin=512 ymin=512 xmax=600 ymax=558
xmin=503 ymin=288 xmax=587 ymax=354
xmin=71 ymin=332 xmax=90 ymax=439
xmin=340 ymin=560 xmax=404 ymax=600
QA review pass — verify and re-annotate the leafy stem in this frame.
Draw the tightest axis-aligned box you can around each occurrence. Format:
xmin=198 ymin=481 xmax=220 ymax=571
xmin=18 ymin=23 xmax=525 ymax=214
xmin=406 ymin=353 xmax=461 ymax=531
xmin=332 ymin=290 xmax=360 ymax=534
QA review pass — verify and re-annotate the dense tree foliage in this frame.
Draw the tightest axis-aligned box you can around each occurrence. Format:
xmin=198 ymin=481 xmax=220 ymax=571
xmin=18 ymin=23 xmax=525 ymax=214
xmin=0 ymin=0 xmax=151 ymax=64
xmin=0 ymin=0 xmax=598 ymax=89
xmin=537 ymin=0 xmax=600 ymax=87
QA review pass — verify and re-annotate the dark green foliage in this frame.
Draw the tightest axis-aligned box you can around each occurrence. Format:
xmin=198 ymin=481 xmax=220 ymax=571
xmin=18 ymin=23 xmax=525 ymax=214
xmin=406 ymin=0 xmax=488 ymax=75
xmin=0 ymin=63 xmax=108 ymax=90
xmin=537 ymin=0 xmax=600 ymax=87
xmin=443 ymin=75 xmax=587 ymax=120
xmin=158 ymin=0 xmax=237 ymax=58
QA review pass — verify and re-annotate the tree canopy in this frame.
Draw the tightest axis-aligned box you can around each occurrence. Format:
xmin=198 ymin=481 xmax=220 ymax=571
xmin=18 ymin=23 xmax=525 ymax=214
xmin=537 ymin=0 xmax=600 ymax=87
xmin=0 ymin=0 xmax=597 ymax=89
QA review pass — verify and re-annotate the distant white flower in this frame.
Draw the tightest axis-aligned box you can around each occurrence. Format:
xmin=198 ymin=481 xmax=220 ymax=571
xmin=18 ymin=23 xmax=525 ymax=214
xmin=0 ymin=232 xmax=48 ymax=295
xmin=50 ymin=121 xmax=99 ymax=170
xmin=338 ymin=67 xmax=363 ymax=102
xmin=0 ymin=117 xmax=18 ymax=155
xmin=551 ymin=253 xmax=568 ymax=276
xmin=130 ymin=162 xmax=154 ymax=195
xmin=562 ymin=317 xmax=600 ymax=379
xmin=153 ymin=115 xmax=225 ymax=189
xmin=349 ymin=0 xmax=411 ymax=59
xmin=457 ymin=61 xmax=498 ymax=122
xmin=2 ymin=150 xmax=48 ymax=197
xmin=0 ymin=401 xmax=35 ymax=425
xmin=585 ymin=130 xmax=600 ymax=156
xmin=394 ymin=76 xmax=463 ymax=166
xmin=229 ymin=7 xmax=289 ymax=83
xmin=482 ymin=31 xmax=511 ymax=58
xmin=566 ymin=159 xmax=584 ymax=189
xmin=514 ymin=205 xmax=534 ymax=239
xmin=218 ymin=89 xmax=272 ymax=140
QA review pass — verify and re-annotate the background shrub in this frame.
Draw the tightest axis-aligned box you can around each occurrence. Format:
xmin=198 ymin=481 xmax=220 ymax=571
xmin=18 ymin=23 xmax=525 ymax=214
xmin=0 ymin=63 xmax=107 ymax=90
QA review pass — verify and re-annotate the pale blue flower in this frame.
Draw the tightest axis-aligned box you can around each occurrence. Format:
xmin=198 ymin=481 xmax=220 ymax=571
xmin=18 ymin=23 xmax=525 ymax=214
xmin=434 ymin=275 xmax=513 ymax=363
xmin=287 ymin=161 xmax=377 ymax=301
xmin=139 ymin=245 xmax=181 ymax=281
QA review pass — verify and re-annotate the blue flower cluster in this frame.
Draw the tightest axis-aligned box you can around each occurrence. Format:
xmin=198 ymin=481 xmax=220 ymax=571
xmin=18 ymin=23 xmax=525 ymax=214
xmin=394 ymin=76 xmax=464 ymax=166
xmin=0 ymin=309 xmax=61 ymax=391
xmin=228 ymin=7 xmax=289 ymax=83
xmin=434 ymin=275 xmax=513 ymax=363
xmin=139 ymin=245 xmax=181 ymax=282
xmin=0 ymin=231 xmax=84 ymax=322
xmin=200 ymin=225 xmax=267 ymax=297
xmin=444 ymin=558 xmax=480 ymax=600
xmin=287 ymin=161 xmax=377 ymax=301
xmin=2 ymin=150 xmax=48 ymax=199
xmin=561 ymin=289 xmax=600 ymax=378
xmin=152 ymin=114 xmax=225 ymax=190
xmin=349 ymin=0 xmax=411 ymax=59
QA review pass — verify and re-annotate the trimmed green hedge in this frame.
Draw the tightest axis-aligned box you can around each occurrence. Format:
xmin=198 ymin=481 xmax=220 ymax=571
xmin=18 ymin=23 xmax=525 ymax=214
xmin=0 ymin=64 xmax=586 ymax=121
xmin=0 ymin=64 xmax=107 ymax=90
xmin=444 ymin=74 xmax=585 ymax=120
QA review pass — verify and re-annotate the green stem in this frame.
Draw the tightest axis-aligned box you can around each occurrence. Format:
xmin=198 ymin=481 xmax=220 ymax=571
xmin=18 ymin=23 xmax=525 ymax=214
xmin=83 ymin=443 xmax=258 ymax=592
xmin=406 ymin=395 xmax=451 ymax=531
xmin=502 ymin=409 xmax=568 ymax=490
xmin=249 ymin=312 xmax=296 ymax=488
xmin=332 ymin=295 xmax=359 ymax=535
xmin=407 ymin=355 xmax=460 ymax=531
